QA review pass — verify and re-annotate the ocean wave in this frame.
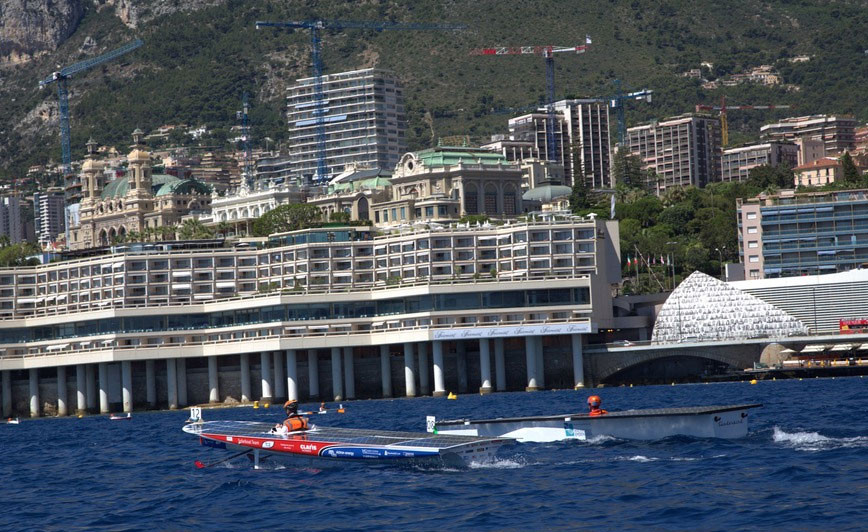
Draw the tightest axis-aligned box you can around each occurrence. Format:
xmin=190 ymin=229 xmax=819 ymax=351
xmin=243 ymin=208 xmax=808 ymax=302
xmin=772 ymin=426 xmax=868 ymax=451
xmin=618 ymin=455 xmax=659 ymax=462
xmin=468 ymin=457 xmax=528 ymax=469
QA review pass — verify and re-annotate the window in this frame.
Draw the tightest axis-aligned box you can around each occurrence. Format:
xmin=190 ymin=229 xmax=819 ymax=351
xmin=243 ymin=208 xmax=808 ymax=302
xmin=749 ymin=256 xmax=759 ymax=263
xmin=748 ymin=241 xmax=758 ymax=249
xmin=750 ymin=270 xmax=760 ymax=279
xmin=747 ymin=227 xmax=758 ymax=234
xmin=746 ymin=212 xmax=757 ymax=220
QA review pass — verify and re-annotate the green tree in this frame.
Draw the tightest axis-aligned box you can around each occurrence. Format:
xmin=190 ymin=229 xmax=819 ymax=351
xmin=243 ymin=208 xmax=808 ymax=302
xmin=178 ymin=218 xmax=215 ymax=240
xmin=329 ymin=211 xmax=351 ymax=224
xmin=611 ymin=151 xmax=645 ymax=188
xmin=748 ymin=164 xmax=794 ymax=189
xmin=840 ymin=152 xmax=860 ymax=183
xmin=253 ymin=203 xmax=322 ymax=237
xmin=569 ymin=180 xmax=592 ymax=212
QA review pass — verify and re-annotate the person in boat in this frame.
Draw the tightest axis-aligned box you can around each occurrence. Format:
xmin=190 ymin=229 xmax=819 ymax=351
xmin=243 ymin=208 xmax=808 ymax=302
xmin=273 ymin=399 xmax=309 ymax=433
xmin=319 ymin=402 xmax=326 ymax=413
xmin=587 ymin=395 xmax=608 ymax=416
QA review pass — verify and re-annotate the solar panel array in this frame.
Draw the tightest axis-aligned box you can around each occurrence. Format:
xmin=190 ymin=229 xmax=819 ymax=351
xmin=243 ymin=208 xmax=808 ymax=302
xmin=437 ymin=404 xmax=763 ymax=425
xmin=185 ymin=421 xmax=501 ymax=450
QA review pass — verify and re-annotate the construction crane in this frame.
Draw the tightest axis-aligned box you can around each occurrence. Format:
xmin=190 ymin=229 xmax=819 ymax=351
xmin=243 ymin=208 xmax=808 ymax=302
xmin=39 ymin=38 xmax=144 ymax=177
xmin=470 ymin=37 xmax=591 ymax=163
xmin=609 ymin=79 xmax=652 ymax=146
xmin=256 ymin=19 xmax=465 ymax=183
xmin=695 ymin=96 xmax=791 ymax=147
xmin=38 ymin=37 xmax=143 ymax=245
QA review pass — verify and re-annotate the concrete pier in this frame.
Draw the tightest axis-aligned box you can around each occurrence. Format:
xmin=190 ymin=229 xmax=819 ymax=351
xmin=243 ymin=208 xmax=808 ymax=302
xmin=273 ymin=351 xmax=286 ymax=400
xmin=308 ymin=351 xmax=320 ymax=398
xmin=479 ymin=339 xmax=493 ymax=394
xmin=76 ymin=364 xmax=86 ymax=415
xmin=29 ymin=368 xmax=39 ymax=418
xmin=167 ymin=359 xmax=178 ymax=410
xmin=98 ymin=363 xmax=109 ymax=413
xmin=404 ymin=342 xmax=416 ymax=398
xmin=177 ymin=358 xmax=188 ymax=407
xmin=146 ymin=360 xmax=156 ymax=409
xmin=208 ymin=357 xmax=219 ymax=403
xmin=418 ymin=342 xmax=430 ymax=396
xmin=380 ymin=345 xmax=392 ymax=398
xmin=572 ymin=334 xmax=585 ymax=389
xmin=331 ymin=347 xmax=343 ymax=401
xmin=121 ymin=360 xmax=132 ymax=413
xmin=525 ymin=337 xmax=539 ymax=391
xmin=240 ymin=353 xmax=251 ymax=403
xmin=343 ymin=347 xmax=355 ymax=400
xmin=56 ymin=366 xmax=68 ymax=417
xmin=86 ymin=364 xmax=96 ymax=412
xmin=535 ymin=336 xmax=546 ymax=389
xmin=456 ymin=341 xmax=468 ymax=393
xmin=260 ymin=352 xmax=273 ymax=403
xmin=432 ymin=340 xmax=446 ymax=397
xmin=2 ymin=370 xmax=11 ymax=418
xmin=286 ymin=350 xmax=298 ymax=401
xmin=494 ymin=338 xmax=506 ymax=391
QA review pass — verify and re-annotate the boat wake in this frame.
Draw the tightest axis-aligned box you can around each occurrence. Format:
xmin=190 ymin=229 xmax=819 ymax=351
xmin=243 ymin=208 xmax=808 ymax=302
xmin=772 ymin=426 xmax=868 ymax=452
xmin=467 ymin=457 xmax=528 ymax=470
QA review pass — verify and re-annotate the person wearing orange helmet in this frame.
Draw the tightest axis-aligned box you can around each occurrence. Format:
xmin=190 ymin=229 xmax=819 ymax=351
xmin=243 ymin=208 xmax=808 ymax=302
xmin=587 ymin=395 xmax=608 ymax=416
xmin=272 ymin=399 xmax=309 ymax=434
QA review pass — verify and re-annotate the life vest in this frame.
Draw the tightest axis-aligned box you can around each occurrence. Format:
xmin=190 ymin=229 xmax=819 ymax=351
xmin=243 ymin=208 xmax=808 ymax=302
xmin=283 ymin=416 xmax=309 ymax=431
xmin=589 ymin=408 xmax=608 ymax=417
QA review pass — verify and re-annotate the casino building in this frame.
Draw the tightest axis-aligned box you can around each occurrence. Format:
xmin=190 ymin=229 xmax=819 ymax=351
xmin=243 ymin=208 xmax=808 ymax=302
xmin=0 ymin=215 xmax=622 ymax=417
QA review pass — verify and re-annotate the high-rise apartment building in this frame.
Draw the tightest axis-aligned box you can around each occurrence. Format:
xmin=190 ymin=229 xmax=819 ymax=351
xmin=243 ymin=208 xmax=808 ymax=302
xmin=760 ymin=115 xmax=856 ymax=156
xmin=33 ymin=189 xmax=66 ymax=247
xmin=720 ymin=142 xmax=798 ymax=182
xmin=626 ymin=114 xmax=721 ymax=193
xmin=287 ymin=68 xmax=407 ymax=184
xmin=508 ymin=99 xmax=612 ymax=188
xmin=0 ymin=195 xmax=23 ymax=244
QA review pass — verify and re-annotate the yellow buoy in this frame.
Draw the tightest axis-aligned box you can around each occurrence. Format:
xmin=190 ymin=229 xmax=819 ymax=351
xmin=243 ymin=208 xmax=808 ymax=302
xmin=750 ymin=379 xmax=758 ymax=385
xmin=447 ymin=392 xmax=458 ymax=400
xmin=629 ymin=384 xmax=633 ymax=388
xmin=253 ymin=400 xmax=259 ymax=409
xmin=77 ymin=414 xmax=83 ymax=419
xmin=263 ymin=403 xmax=270 ymax=408
xmin=799 ymin=378 xmax=803 ymax=381
xmin=772 ymin=377 xmax=776 ymax=381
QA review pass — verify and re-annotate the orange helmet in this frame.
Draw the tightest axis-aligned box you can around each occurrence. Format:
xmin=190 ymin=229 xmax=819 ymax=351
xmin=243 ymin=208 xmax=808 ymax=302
xmin=587 ymin=395 xmax=602 ymax=408
xmin=284 ymin=399 xmax=298 ymax=414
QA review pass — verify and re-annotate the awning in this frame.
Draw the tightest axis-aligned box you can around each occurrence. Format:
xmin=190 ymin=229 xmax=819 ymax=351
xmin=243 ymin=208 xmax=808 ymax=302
xmin=56 ymin=294 xmax=67 ymax=301
xmin=101 ymin=340 xmax=114 ymax=345
xmin=800 ymin=345 xmax=826 ymax=353
xmin=193 ymin=294 xmax=213 ymax=300
xmin=307 ymin=325 xmax=329 ymax=331
xmin=98 ymin=301 xmax=111 ymax=306
xmin=779 ymin=348 xmax=797 ymax=354
xmin=216 ymin=281 xmax=236 ymax=288
xmin=79 ymin=341 xmax=92 ymax=346
xmin=172 ymin=271 xmax=192 ymax=278
xmin=371 ymin=321 xmax=385 ymax=327
xmin=46 ymin=343 xmax=69 ymax=351
xmin=332 ymin=324 xmax=352 ymax=329
xmin=171 ymin=283 xmax=191 ymax=290
xmin=16 ymin=297 xmax=41 ymax=304
xmin=830 ymin=344 xmax=854 ymax=352
xmin=112 ymin=262 xmax=125 ymax=270
xmin=858 ymin=344 xmax=868 ymax=351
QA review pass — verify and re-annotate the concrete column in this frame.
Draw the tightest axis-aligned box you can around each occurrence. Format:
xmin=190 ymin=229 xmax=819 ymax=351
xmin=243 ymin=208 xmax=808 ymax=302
xmin=418 ymin=342 xmax=430 ymax=396
xmin=331 ymin=347 xmax=343 ymax=401
xmin=525 ymin=336 xmax=539 ymax=391
xmin=29 ymin=368 xmax=40 ymax=418
xmin=286 ymin=350 xmax=298 ymax=401
xmin=2 ymin=370 xmax=11 ymax=418
xmin=98 ymin=362 xmax=109 ymax=413
xmin=343 ymin=347 xmax=355 ymax=400
xmin=121 ymin=360 xmax=132 ymax=413
xmin=404 ymin=342 xmax=417 ymax=398
xmin=208 ymin=357 xmax=219 ymax=403
xmin=145 ymin=360 xmax=156 ymax=408
xmin=167 ymin=359 xmax=178 ymax=410
xmin=571 ymin=334 xmax=585 ymax=389
xmin=260 ymin=352 xmax=273 ymax=403
xmin=494 ymin=338 xmax=506 ymax=391
xmin=456 ymin=341 xmax=468 ymax=393
xmin=86 ymin=364 xmax=96 ymax=411
xmin=240 ymin=353 xmax=251 ymax=403
xmin=479 ymin=339 xmax=493 ymax=394
xmin=380 ymin=345 xmax=392 ymax=398
xmin=536 ymin=336 xmax=546 ymax=389
xmin=274 ymin=351 xmax=286 ymax=400
xmin=308 ymin=351 xmax=320 ymax=398
xmin=432 ymin=341 xmax=446 ymax=397
xmin=75 ymin=364 xmax=87 ymax=415
xmin=57 ymin=366 xmax=68 ymax=416
xmin=177 ymin=358 xmax=188 ymax=407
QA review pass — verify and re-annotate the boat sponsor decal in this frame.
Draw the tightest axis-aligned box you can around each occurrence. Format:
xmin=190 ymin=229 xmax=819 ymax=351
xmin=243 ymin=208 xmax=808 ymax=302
xmin=714 ymin=417 xmax=745 ymax=427
xmin=318 ymin=446 xmax=440 ymax=459
xmin=433 ymin=322 xmax=591 ymax=340
xmin=200 ymin=437 xmax=227 ymax=450
xmin=564 ymin=423 xmax=586 ymax=439
xmin=262 ymin=441 xmax=274 ymax=449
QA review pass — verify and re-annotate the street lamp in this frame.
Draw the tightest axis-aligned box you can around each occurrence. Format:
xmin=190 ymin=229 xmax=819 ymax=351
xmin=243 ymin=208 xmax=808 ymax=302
xmin=715 ymin=246 xmax=726 ymax=281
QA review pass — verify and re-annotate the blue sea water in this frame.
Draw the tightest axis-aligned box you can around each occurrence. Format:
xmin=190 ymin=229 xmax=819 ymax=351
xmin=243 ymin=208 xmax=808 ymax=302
xmin=2 ymin=377 xmax=868 ymax=531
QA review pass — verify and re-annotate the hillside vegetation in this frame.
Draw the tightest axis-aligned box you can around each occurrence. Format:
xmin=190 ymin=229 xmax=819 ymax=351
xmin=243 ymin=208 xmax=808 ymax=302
xmin=1 ymin=0 xmax=866 ymax=179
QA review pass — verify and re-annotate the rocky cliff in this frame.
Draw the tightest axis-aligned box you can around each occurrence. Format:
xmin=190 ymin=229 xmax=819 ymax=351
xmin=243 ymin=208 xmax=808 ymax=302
xmin=0 ymin=0 xmax=84 ymax=65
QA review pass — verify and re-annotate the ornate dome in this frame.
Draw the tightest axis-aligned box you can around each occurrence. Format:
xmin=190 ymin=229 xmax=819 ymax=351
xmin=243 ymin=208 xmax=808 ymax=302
xmin=101 ymin=174 xmax=211 ymax=199
xmin=652 ymin=271 xmax=808 ymax=343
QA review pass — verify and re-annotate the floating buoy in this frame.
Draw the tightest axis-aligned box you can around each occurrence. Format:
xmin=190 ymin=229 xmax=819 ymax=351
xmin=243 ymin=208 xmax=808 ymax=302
xmin=263 ymin=403 xmax=270 ymax=408
xmin=629 ymin=384 xmax=633 ymax=388
xmin=77 ymin=414 xmax=83 ymax=419
xmin=772 ymin=377 xmax=776 ymax=381
xmin=447 ymin=392 xmax=458 ymax=400
xmin=799 ymin=378 xmax=803 ymax=381
xmin=750 ymin=379 xmax=758 ymax=385
xmin=253 ymin=401 xmax=260 ymax=409
xmin=671 ymin=382 xmax=675 ymax=386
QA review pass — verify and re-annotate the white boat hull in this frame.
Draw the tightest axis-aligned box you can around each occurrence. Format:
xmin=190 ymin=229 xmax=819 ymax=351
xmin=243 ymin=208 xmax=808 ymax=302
xmin=429 ymin=404 xmax=761 ymax=442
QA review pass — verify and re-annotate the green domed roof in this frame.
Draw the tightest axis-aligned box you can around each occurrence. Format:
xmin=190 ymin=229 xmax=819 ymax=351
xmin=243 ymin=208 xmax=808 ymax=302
xmin=101 ymin=174 xmax=211 ymax=199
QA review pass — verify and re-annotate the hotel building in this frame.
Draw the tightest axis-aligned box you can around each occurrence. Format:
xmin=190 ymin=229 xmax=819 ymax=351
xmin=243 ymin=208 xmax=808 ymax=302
xmin=760 ymin=115 xmax=857 ymax=156
xmin=720 ymin=142 xmax=798 ymax=182
xmin=0 ymin=215 xmax=621 ymax=418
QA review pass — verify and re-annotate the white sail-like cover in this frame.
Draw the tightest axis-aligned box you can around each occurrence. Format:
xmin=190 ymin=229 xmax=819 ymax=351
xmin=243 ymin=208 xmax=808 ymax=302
xmin=652 ymin=271 xmax=809 ymax=343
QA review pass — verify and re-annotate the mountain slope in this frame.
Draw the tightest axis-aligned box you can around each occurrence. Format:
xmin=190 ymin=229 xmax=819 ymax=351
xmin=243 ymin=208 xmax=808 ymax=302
xmin=1 ymin=0 xmax=866 ymax=180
